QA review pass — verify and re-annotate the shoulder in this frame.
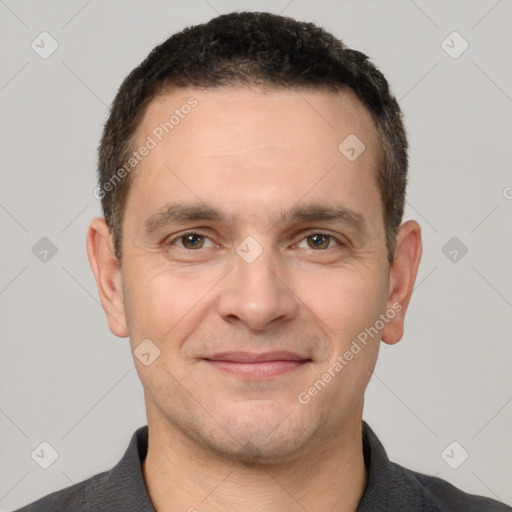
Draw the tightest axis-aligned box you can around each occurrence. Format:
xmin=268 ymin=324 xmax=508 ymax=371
xmin=11 ymin=470 xmax=108 ymax=512
xmin=390 ymin=461 xmax=511 ymax=512
xmin=360 ymin=422 xmax=511 ymax=511
xmin=11 ymin=425 xmax=152 ymax=512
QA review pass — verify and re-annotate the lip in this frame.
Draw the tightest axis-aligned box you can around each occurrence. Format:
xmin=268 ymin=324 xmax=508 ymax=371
xmin=204 ymin=351 xmax=311 ymax=378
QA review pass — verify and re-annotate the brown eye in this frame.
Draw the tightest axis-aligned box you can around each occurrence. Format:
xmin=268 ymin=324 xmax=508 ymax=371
xmin=164 ymin=231 xmax=216 ymax=252
xmin=306 ymin=234 xmax=333 ymax=250
xmin=180 ymin=233 xmax=205 ymax=249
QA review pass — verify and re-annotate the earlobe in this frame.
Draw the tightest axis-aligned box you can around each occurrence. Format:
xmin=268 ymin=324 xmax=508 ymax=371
xmin=381 ymin=220 xmax=422 ymax=345
xmin=86 ymin=217 xmax=128 ymax=338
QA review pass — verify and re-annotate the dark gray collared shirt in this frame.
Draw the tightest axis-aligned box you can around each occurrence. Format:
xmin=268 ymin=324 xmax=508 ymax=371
xmin=13 ymin=422 xmax=511 ymax=511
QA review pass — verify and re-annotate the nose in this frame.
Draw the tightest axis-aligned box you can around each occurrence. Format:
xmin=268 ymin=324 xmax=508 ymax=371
xmin=217 ymin=243 xmax=299 ymax=332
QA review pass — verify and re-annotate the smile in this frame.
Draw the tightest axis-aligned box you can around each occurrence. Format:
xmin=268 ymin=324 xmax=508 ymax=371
xmin=203 ymin=351 xmax=312 ymax=379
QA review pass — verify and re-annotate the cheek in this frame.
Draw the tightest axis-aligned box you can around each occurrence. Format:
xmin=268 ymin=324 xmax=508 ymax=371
xmin=295 ymin=265 xmax=388 ymax=340
xmin=122 ymin=261 xmax=220 ymax=344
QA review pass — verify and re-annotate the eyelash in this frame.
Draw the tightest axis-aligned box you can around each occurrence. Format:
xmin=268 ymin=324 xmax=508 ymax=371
xmin=163 ymin=231 xmax=345 ymax=251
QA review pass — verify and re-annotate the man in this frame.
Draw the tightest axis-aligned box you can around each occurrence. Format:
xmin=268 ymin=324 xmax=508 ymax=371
xmin=15 ymin=11 xmax=510 ymax=512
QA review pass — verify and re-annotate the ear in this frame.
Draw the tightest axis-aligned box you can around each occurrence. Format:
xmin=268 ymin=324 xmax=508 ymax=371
xmin=381 ymin=220 xmax=422 ymax=345
xmin=86 ymin=217 xmax=128 ymax=338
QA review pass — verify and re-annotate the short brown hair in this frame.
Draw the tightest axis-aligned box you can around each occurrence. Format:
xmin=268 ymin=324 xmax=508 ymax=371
xmin=97 ymin=11 xmax=408 ymax=265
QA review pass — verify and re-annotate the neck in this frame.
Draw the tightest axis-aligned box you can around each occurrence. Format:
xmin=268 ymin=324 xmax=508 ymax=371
xmin=142 ymin=410 xmax=367 ymax=512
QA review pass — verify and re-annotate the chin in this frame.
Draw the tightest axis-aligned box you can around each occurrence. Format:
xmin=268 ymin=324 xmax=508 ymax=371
xmin=203 ymin=404 xmax=317 ymax=464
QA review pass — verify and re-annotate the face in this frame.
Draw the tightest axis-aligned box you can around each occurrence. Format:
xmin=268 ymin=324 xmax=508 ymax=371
xmin=88 ymin=86 xmax=421 ymax=463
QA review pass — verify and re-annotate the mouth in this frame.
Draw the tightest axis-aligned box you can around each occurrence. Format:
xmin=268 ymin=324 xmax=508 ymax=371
xmin=203 ymin=351 xmax=312 ymax=379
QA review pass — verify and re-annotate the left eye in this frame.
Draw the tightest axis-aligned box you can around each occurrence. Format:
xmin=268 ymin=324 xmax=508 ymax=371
xmin=297 ymin=233 xmax=341 ymax=250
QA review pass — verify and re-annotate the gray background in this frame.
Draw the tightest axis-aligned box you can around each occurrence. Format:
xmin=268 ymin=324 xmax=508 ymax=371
xmin=1 ymin=0 xmax=511 ymax=509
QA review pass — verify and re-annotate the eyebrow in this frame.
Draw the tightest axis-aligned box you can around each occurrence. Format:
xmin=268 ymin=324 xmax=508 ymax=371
xmin=278 ymin=204 xmax=366 ymax=233
xmin=143 ymin=202 xmax=367 ymax=234
xmin=144 ymin=203 xmax=224 ymax=233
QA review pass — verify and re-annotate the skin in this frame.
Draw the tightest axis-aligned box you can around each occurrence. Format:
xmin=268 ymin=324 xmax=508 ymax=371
xmin=87 ymin=86 xmax=422 ymax=512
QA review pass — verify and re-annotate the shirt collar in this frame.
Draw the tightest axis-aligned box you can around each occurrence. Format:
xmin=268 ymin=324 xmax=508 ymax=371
xmin=105 ymin=421 xmax=394 ymax=511
xmin=90 ymin=424 xmax=156 ymax=511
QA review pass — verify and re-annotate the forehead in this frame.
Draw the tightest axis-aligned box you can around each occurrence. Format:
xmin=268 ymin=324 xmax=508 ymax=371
xmin=126 ymin=86 xmax=383 ymax=230
xmin=137 ymin=85 xmax=379 ymax=156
